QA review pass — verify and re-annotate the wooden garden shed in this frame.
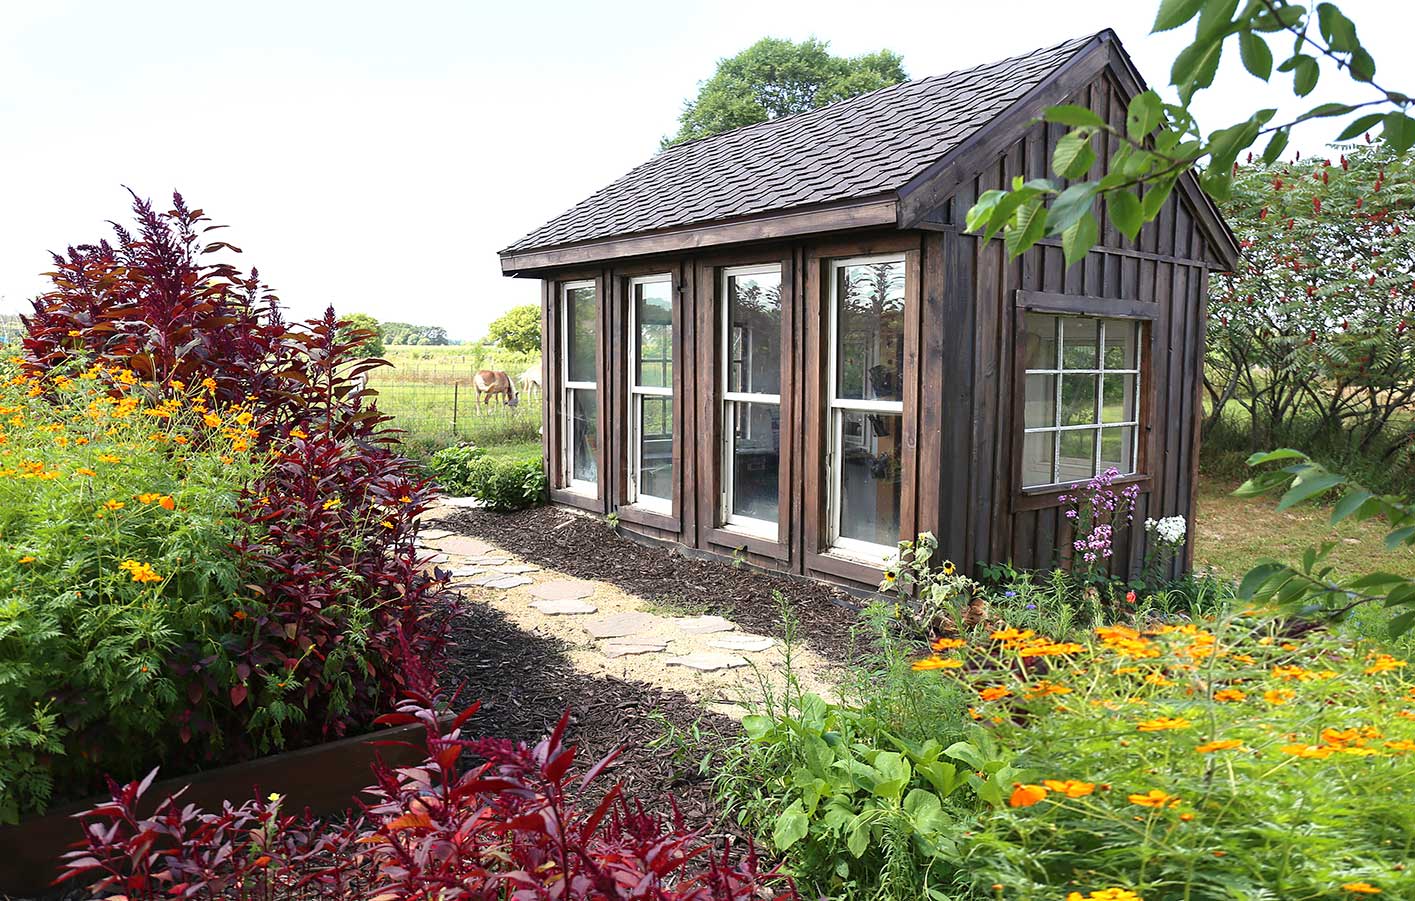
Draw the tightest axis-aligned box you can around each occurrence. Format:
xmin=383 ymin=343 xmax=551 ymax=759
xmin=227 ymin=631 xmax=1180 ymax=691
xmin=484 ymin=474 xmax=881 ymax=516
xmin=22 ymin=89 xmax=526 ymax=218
xmin=499 ymin=29 xmax=1239 ymax=591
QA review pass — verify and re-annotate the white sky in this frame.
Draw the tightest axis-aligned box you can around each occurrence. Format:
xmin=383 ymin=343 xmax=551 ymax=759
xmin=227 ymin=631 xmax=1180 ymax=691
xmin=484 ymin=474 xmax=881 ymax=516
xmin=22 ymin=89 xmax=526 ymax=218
xmin=2 ymin=0 xmax=1411 ymax=340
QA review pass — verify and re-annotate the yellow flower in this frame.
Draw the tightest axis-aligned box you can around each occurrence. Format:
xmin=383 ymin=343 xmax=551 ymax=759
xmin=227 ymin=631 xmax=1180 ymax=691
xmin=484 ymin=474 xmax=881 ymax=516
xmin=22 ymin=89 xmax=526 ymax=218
xmin=289 ymin=427 xmax=309 ymax=440
xmin=1280 ymin=743 xmax=1334 ymax=760
xmin=1384 ymin=739 xmax=1415 ymax=753
xmin=941 ymin=561 xmax=956 ymax=576
xmin=979 ymin=685 xmax=1012 ymax=702
xmin=17 ymin=555 xmax=36 ymax=564
xmin=74 ymin=467 xmax=97 ymax=477
xmin=1128 ymin=789 xmax=1180 ymax=808
xmin=1042 ymin=778 xmax=1094 ymax=798
xmin=1024 ymin=680 xmax=1072 ymax=698
xmin=912 ymin=656 xmax=963 ymax=671
xmin=137 ymin=492 xmax=163 ymax=504
xmin=1364 ymin=654 xmax=1407 ymax=675
xmin=1342 ymin=883 xmax=1382 ymax=894
xmin=202 ymin=412 xmax=222 ymax=428
xmin=102 ymin=499 xmax=125 ymax=512
xmin=322 ymin=498 xmax=342 ymax=511
xmin=201 ymin=377 xmax=217 ymax=390
xmin=1213 ymin=688 xmax=1247 ymax=703
xmin=118 ymin=559 xmax=162 ymax=584
xmin=1195 ymin=739 xmax=1244 ymax=753
xmin=931 ymin=637 xmax=966 ymax=651
xmin=1263 ymin=688 xmax=1295 ymax=705
xmin=1136 ymin=716 xmax=1191 ymax=733
xmin=1067 ymin=890 xmax=1143 ymax=901
xmin=1008 ymin=783 xmax=1047 ymax=807
xmin=97 ymin=453 xmax=121 ymax=464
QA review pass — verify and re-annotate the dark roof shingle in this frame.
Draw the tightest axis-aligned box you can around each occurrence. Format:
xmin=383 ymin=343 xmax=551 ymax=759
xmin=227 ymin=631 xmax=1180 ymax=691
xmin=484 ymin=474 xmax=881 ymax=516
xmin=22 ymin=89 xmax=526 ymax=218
xmin=502 ymin=33 xmax=1100 ymax=255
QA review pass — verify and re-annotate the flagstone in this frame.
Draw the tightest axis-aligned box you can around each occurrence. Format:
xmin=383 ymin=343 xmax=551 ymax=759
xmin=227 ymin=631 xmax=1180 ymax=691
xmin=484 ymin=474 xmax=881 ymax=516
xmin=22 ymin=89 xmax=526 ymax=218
xmin=602 ymin=638 xmax=668 ymax=658
xmin=433 ymin=536 xmax=502 ymax=557
xmin=529 ymin=579 xmax=596 ymax=601
xmin=496 ymin=563 xmax=541 ymax=574
xmin=530 ymin=598 xmax=598 ymax=615
xmin=665 ymin=652 xmax=749 ymax=672
xmin=674 ymin=615 xmax=737 ymax=635
xmin=464 ymin=573 xmax=533 ymax=589
xmin=708 ymin=633 xmax=775 ymax=653
xmin=581 ymin=611 xmax=664 ymax=639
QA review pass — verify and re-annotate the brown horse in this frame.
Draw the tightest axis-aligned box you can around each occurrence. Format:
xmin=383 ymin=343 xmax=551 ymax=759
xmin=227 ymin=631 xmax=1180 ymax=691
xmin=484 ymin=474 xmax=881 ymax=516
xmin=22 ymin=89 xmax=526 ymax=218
xmin=472 ymin=369 xmax=519 ymax=407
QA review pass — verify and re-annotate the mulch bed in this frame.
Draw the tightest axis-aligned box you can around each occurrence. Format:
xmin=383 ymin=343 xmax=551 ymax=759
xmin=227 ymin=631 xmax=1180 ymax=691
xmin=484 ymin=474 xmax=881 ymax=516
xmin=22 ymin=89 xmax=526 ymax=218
xmin=441 ymin=598 xmax=739 ymax=834
xmin=442 ymin=505 xmax=867 ymax=662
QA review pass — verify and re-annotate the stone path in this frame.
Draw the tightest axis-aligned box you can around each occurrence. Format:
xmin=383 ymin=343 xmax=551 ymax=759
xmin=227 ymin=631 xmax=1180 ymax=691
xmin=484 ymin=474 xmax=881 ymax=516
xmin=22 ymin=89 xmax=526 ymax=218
xmin=415 ymin=507 xmax=838 ymax=717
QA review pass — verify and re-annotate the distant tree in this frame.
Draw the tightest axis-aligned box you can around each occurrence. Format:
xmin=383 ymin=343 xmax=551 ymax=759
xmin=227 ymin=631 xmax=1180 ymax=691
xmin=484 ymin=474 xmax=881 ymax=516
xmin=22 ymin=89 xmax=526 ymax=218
xmin=382 ymin=322 xmax=449 ymax=346
xmin=664 ymin=37 xmax=906 ymax=147
xmin=338 ymin=312 xmax=385 ymax=359
xmin=485 ymin=305 xmax=542 ymax=355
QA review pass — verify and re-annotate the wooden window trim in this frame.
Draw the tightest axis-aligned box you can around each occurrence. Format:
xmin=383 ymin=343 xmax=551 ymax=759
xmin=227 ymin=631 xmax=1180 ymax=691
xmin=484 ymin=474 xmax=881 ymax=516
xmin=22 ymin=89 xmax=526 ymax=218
xmin=548 ymin=271 xmax=607 ymax=514
xmin=696 ymin=249 xmax=796 ymax=561
xmin=1009 ymin=289 xmax=1158 ymax=514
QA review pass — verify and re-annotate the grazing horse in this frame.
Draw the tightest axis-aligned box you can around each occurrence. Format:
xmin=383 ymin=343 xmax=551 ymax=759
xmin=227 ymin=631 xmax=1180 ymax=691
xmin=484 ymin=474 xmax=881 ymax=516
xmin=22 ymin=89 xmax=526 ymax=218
xmin=518 ymin=364 xmax=541 ymax=399
xmin=472 ymin=369 xmax=519 ymax=407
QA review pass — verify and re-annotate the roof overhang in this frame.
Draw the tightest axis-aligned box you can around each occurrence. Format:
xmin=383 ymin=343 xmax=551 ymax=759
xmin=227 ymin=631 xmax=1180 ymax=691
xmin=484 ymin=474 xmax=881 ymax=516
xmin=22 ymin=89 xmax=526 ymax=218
xmin=499 ymin=196 xmax=897 ymax=276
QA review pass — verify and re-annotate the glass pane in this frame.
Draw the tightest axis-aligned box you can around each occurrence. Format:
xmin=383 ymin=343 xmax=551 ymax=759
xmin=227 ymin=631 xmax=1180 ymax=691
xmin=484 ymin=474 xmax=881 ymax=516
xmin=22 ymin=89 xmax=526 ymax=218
xmin=637 ymin=395 xmax=674 ymax=502
xmin=1024 ymin=374 xmax=1057 ymax=429
xmin=569 ymin=388 xmax=597 ymax=485
xmin=1022 ymin=314 xmax=1059 ymax=370
xmin=634 ymin=280 xmax=673 ymax=389
xmin=566 ymin=285 xmax=597 ymax=384
xmin=1022 ymin=431 xmax=1056 ymax=487
xmin=1060 ymin=374 xmax=1099 ymax=426
xmin=1100 ymin=425 xmax=1136 ymax=474
xmin=1062 ymin=317 xmax=1100 ymax=369
xmin=1057 ymin=428 xmax=1097 ymax=483
xmin=837 ymin=410 xmax=902 ymax=549
xmin=1104 ymin=320 xmax=1139 ymax=370
xmin=1102 ymin=373 xmax=1137 ymax=423
xmin=726 ymin=269 xmax=782 ymax=395
xmin=728 ymin=401 xmax=780 ymax=524
xmin=835 ymin=259 xmax=905 ymax=402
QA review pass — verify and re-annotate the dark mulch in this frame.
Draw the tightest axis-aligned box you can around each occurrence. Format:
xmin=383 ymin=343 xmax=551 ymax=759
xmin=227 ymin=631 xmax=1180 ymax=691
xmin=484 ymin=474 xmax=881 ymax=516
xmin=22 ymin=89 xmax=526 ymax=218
xmin=441 ymin=597 xmax=739 ymax=833
xmin=443 ymin=505 xmax=867 ymax=662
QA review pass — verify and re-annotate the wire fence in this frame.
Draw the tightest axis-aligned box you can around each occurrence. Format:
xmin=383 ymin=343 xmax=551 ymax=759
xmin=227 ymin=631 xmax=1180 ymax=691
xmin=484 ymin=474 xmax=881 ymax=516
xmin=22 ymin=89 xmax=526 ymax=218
xmin=369 ymin=366 xmax=543 ymax=456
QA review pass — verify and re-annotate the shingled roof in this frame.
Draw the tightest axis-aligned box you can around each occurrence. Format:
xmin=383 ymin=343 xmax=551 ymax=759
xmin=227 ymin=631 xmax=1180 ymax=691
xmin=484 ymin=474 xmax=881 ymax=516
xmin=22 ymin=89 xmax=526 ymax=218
xmin=503 ymin=33 xmax=1102 ymax=257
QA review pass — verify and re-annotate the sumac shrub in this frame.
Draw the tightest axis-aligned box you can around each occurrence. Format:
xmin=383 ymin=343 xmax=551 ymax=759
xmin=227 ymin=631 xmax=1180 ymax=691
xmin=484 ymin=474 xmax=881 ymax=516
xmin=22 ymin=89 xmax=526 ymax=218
xmin=60 ymin=691 xmax=795 ymax=901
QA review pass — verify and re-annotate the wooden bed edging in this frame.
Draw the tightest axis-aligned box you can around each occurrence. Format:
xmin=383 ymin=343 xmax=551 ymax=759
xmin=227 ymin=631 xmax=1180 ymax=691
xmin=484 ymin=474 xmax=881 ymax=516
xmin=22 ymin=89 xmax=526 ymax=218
xmin=0 ymin=719 xmax=428 ymax=898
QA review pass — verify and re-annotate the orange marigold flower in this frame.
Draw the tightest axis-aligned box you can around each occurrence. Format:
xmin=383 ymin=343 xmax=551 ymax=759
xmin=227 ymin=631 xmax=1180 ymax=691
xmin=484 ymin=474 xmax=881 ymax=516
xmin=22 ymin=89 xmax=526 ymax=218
xmin=159 ymin=495 xmax=175 ymax=510
xmin=118 ymin=559 xmax=162 ymax=584
xmin=1066 ymin=890 xmax=1142 ymax=901
xmin=74 ymin=467 xmax=97 ymax=477
xmin=1263 ymin=688 xmax=1295 ymax=705
xmin=1195 ymin=739 xmax=1244 ymax=753
xmin=1384 ymin=739 xmax=1415 ymax=753
xmin=1213 ymin=688 xmax=1247 ymax=703
xmin=979 ymin=685 xmax=1012 ymax=702
xmin=137 ymin=492 xmax=162 ymax=504
xmin=1364 ymin=654 xmax=1407 ymax=675
xmin=1136 ymin=716 xmax=1191 ymax=733
xmin=1042 ymin=778 xmax=1094 ymax=798
xmin=931 ymin=637 xmax=966 ymax=651
xmin=201 ymin=377 xmax=218 ymax=390
xmin=1342 ymin=883 xmax=1382 ymax=894
xmin=102 ymin=499 xmax=125 ymax=512
xmin=17 ymin=555 xmax=36 ymax=564
xmin=1281 ymin=743 xmax=1334 ymax=760
xmin=1272 ymin=665 xmax=1311 ymax=681
xmin=202 ymin=412 xmax=222 ymax=428
xmin=990 ymin=627 xmax=1033 ymax=642
xmin=912 ymin=656 xmax=963 ymax=671
xmin=1024 ymin=680 xmax=1072 ymax=698
xmin=1128 ymin=789 xmax=1180 ymax=808
xmin=1008 ymin=783 xmax=1047 ymax=807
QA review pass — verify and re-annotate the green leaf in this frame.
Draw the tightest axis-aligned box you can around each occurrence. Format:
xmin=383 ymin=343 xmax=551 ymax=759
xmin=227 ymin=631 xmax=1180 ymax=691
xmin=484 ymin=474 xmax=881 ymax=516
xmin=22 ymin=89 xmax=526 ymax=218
xmin=1238 ymin=562 xmax=1287 ymax=599
xmin=1172 ymin=37 xmax=1224 ymax=100
xmin=741 ymin=714 xmax=773 ymax=740
xmin=1293 ymin=55 xmax=1320 ymax=96
xmin=1246 ymin=448 xmax=1311 ymax=466
xmin=964 ymin=189 xmax=1006 ymax=234
xmin=1316 ymin=2 xmax=1359 ymax=52
xmin=1330 ymin=488 xmax=1374 ymax=524
xmin=1349 ymin=46 xmax=1376 ymax=82
xmin=1387 ymin=608 xmax=1415 ymax=638
xmin=1052 ymin=130 xmax=1097 ymax=180
xmin=846 ymin=816 xmax=870 ymax=857
xmin=1153 ymin=0 xmax=1207 ymax=32
xmin=1062 ymin=212 xmax=1099 ymax=266
xmin=1382 ymin=112 xmax=1415 ymax=153
xmin=1107 ymin=190 xmax=1143 ymax=239
xmin=1044 ymin=104 xmax=1106 ymax=128
xmin=1126 ymin=91 xmax=1164 ymax=141
xmin=1336 ymin=112 xmax=1385 ymax=141
xmin=772 ymin=801 xmax=808 ymax=850
xmin=1261 ymin=128 xmax=1290 ymax=163
xmin=1276 ymin=472 xmax=1346 ymax=510
xmin=1386 ymin=525 xmax=1415 ymax=550
xmin=983 ymin=188 xmax=1041 ymax=243
xmin=1004 ymin=197 xmax=1047 ymax=259
xmin=1141 ymin=178 xmax=1175 ymax=219
xmin=1239 ymin=30 xmax=1272 ymax=80
xmin=1045 ymin=183 xmax=1099 ymax=236
xmin=1296 ymin=102 xmax=1357 ymax=123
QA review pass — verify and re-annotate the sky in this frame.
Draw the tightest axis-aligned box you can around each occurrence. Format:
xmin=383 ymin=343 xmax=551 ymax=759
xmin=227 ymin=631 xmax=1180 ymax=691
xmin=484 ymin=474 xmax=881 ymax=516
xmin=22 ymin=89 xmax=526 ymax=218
xmin=2 ymin=0 xmax=1412 ymax=341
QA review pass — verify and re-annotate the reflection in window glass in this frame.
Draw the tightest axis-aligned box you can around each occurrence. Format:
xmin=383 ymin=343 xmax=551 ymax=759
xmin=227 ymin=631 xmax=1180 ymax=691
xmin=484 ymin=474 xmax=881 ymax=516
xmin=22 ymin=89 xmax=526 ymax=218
xmin=726 ymin=270 xmax=782 ymax=395
xmin=1021 ymin=314 xmax=1142 ymax=488
xmin=728 ymin=401 xmax=780 ymax=524
xmin=562 ymin=283 xmax=598 ymax=493
xmin=567 ymin=286 xmax=597 ymax=384
xmin=635 ymin=281 xmax=673 ymax=389
xmin=637 ymin=395 xmax=673 ymax=502
xmin=838 ymin=411 xmax=903 ymax=548
xmin=570 ymin=388 xmax=597 ymax=485
xmin=722 ymin=266 xmax=783 ymax=532
xmin=631 ymin=277 xmax=674 ymax=508
xmin=835 ymin=260 xmax=905 ymax=403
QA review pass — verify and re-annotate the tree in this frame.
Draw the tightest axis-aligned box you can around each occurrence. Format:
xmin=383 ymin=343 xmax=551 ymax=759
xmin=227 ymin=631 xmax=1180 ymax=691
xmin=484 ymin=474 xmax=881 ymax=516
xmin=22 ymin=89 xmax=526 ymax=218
xmin=664 ymin=38 xmax=906 ymax=147
xmin=338 ymin=312 xmax=385 ymax=359
xmin=381 ymin=322 xmax=448 ymax=346
xmin=485 ymin=304 xmax=542 ymax=355
xmin=967 ymin=1 xmax=1413 ymax=266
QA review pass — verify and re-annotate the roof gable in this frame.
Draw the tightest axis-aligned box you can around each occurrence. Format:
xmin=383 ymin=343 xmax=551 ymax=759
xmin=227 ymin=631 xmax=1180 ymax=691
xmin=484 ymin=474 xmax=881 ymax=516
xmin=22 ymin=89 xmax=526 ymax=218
xmin=501 ymin=33 xmax=1101 ymax=257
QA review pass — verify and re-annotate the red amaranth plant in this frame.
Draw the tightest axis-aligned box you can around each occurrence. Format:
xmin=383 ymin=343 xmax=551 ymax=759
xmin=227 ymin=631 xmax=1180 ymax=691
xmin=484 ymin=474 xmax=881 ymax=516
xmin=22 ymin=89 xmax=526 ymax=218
xmin=59 ymin=692 xmax=794 ymax=901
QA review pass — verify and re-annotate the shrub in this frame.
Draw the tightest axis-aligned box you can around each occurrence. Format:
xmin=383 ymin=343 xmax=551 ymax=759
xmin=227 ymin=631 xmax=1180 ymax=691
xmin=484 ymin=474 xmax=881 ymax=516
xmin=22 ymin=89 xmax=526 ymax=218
xmin=59 ymin=690 xmax=796 ymax=901
xmin=460 ymin=454 xmax=547 ymax=511
xmin=427 ymin=442 xmax=487 ymax=494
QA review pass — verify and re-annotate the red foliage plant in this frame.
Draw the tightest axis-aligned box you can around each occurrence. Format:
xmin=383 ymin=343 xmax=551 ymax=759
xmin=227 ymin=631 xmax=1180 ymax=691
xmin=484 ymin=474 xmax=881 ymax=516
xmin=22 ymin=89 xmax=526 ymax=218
xmin=22 ymin=190 xmax=453 ymax=772
xmin=58 ymin=690 xmax=793 ymax=901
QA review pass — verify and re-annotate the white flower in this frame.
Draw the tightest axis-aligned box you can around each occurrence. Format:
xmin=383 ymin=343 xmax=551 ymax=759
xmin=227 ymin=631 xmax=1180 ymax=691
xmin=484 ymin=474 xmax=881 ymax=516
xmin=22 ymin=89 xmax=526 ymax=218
xmin=1145 ymin=515 xmax=1187 ymax=545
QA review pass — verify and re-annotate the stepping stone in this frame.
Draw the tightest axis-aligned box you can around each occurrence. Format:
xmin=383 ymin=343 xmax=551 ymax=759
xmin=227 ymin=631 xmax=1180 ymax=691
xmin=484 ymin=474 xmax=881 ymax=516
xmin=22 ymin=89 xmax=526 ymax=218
xmin=709 ymin=633 xmax=775 ymax=653
xmin=530 ymin=599 xmax=598 ymax=615
xmin=529 ymin=579 xmax=596 ymax=602
xmin=418 ymin=528 xmax=453 ymax=540
xmin=421 ymin=552 xmax=451 ymax=565
xmin=602 ymin=638 xmax=668 ymax=658
xmin=450 ymin=565 xmax=490 ymax=576
xmin=665 ymin=652 xmax=749 ymax=672
xmin=462 ymin=554 xmax=512 ymax=565
xmin=441 ymin=496 xmax=484 ymax=508
xmin=582 ymin=611 xmax=663 ymax=639
xmin=433 ymin=536 xmax=501 ymax=557
xmin=674 ymin=615 xmax=737 ymax=635
xmin=496 ymin=563 xmax=541 ymax=574
xmin=463 ymin=573 xmax=533 ymax=589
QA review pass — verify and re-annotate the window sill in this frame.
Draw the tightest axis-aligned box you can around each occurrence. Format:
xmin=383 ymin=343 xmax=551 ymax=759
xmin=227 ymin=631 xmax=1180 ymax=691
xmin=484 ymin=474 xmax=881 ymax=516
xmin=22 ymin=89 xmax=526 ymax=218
xmin=550 ymin=486 xmax=605 ymax=514
xmin=705 ymin=524 xmax=788 ymax=561
xmin=1012 ymin=473 xmax=1152 ymax=512
xmin=616 ymin=502 xmax=679 ymax=533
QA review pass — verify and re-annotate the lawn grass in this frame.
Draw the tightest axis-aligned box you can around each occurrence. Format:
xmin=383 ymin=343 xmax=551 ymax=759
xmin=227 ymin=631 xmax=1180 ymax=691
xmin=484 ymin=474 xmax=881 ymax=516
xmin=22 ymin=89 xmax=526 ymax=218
xmin=1193 ymin=475 xmax=1415 ymax=582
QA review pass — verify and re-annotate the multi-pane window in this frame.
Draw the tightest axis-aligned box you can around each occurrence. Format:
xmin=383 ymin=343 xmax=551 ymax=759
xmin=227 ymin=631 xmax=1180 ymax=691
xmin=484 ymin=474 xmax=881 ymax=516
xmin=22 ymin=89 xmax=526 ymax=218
xmin=1021 ymin=313 xmax=1142 ymax=488
xmin=827 ymin=256 xmax=906 ymax=558
xmin=561 ymin=281 xmax=598 ymax=494
xmin=629 ymin=276 xmax=674 ymax=511
xmin=721 ymin=265 xmax=782 ymax=534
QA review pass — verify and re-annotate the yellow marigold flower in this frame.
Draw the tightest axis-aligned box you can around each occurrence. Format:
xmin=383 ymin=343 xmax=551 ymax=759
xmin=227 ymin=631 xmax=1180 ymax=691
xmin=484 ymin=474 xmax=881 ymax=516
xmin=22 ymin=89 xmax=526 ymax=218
xmin=17 ymin=555 xmax=36 ymax=564
xmin=159 ymin=495 xmax=175 ymax=510
xmin=202 ymin=412 xmax=222 ymax=428
xmin=1042 ymin=778 xmax=1094 ymax=798
xmin=102 ymin=499 xmax=125 ymax=512
xmin=138 ymin=492 xmax=163 ymax=504
xmin=1272 ymin=664 xmax=1311 ymax=681
xmin=1263 ymin=688 xmax=1295 ymax=705
xmin=1136 ymin=716 xmax=1191 ymax=733
xmin=1024 ymin=680 xmax=1072 ymax=698
xmin=201 ymin=377 xmax=217 ymax=390
xmin=323 ymin=498 xmax=342 ymax=511
xmin=912 ymin=656 xmax=963 ymax=671
xmin=118 ymin=559 xmax=162 ymax=584
xmin=1195 ymin=739 xmax=1244 ymax=753
xmin=67 ymin=329 xmax=81 ymax=337
xmin=75 ymin=467 xmax=97 ymax=477
xmin=97 ymin=453 xmax=121 ymax=463
xmin=1213 ymin=688 xmax=1247 ymax=703
xmin=1067 ymin=889 xmax=1142 ymax=901
xmin=979 ymin=685 xmax=1012 ymax=702
xmin=1384 ymin=739 xmax=1415 ymax=753
xmin=1128 ymin=789 xmax=1180 ymax=808
xmin=398 ymin=495 xmax=412 ymax=503
xmin=173 ymin=435 xmax=190 ymax=445
xmin=931 ymin=637 xmax=966 ymax=651
xmin=1231 ymin=653 xmax=1256 ymax=664
xmin=1364 ymin=654 xmax=1407 ymax=675
xmin=1019 ymin=640 xmax=1086 ymax=658
xmin=1280 ymin=743 xmax=1334 ymax=760
xmin=990 ymin=627 xmax=1033 ymax=642
xmin=380 ymin=520 xmax=394 ymax=529
xmin=1342 ymin=883 xmax=1382 ymax=894
xmin=219 ymin=454 xmax=233 ymax=464
xmin=235 ymin=411 xmax=253 ymax=426
xmin=1143 ymin=672 xmax=1173 ymax=686
xmin=1008 ymin=783 xmax=1047 ymax=807
xmin=289 ymin=427 xmax=309 ymax=440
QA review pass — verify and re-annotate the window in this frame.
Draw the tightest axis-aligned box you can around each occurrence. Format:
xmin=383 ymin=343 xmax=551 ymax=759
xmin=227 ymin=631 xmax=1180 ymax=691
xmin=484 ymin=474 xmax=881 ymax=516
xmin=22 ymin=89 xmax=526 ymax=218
xmin=561 ymin=281 xmax=598 ymax=494
xmin=827 ymin=256 xmax=906 ymax=559
xmin=629 ymin=275 xmax=674 ymax=511
xmin=721 ymin=265 xmax=782 ymax=535
xmin=1021 ymin=313 xmax=1142 ymax=488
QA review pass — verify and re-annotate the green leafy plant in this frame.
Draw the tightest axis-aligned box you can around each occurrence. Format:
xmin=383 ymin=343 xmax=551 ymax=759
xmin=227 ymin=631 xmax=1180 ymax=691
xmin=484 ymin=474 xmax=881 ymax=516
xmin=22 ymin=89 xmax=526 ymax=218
xmin=460 ymin=454 xmax=548 ymax=511
xmin=879 ymin=532 xmax=983 ymax=641
xmin=427 ymin=442 xmax=488 ymax=494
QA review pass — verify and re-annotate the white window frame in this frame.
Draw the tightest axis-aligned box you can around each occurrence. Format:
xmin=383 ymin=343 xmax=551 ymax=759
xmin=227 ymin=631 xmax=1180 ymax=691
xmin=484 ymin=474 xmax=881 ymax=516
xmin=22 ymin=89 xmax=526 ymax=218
xmin=720 ymin=264 xmax=782 ymax=539
xmin=826 ymin=254 xmax=906 ymax=562
xmin=1021 ymin=315 xmax=1143 ymax=489
xmin=560 ymin=280 xmax=597 ymax=496
xmin=628 ymin=274 xmax=674 ymax=514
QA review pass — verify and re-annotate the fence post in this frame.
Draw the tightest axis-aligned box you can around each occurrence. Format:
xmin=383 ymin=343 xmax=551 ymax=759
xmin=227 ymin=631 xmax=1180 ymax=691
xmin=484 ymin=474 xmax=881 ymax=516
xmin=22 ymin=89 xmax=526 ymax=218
xmin=452 ymin=382 xmax=459 ymax=437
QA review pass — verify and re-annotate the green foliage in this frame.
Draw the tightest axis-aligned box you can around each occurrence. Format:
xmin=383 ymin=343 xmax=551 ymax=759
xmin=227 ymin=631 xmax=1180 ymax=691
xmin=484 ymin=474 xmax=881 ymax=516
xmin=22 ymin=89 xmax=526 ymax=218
xmin=878 ymin=532 xmax=980 ymax=641
xmin=966 ymin=1 xmax=1410 ymax=263
xmin=484 ymin=304 xmax=542 ymax=355
xmin=433 ymin=449 xmax=547 ymax=511
xmin=337 ymin=312 xmax=385 ymax=359
xmin=427 ymin=443 xmax=487 ymax=494
xmin=381 ymin=321 xmax=449 ymax=346
xmin=665 ymin=37 xmax=906 ymax=146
